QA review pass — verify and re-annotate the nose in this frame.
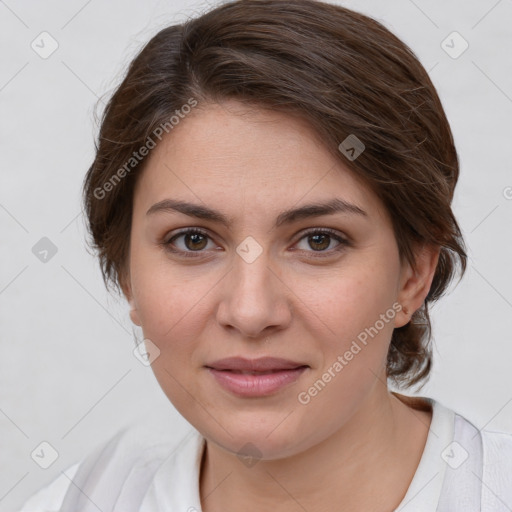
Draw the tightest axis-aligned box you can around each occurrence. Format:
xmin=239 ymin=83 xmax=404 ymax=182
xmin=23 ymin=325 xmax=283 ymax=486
xmin=215 ymin=245 xmax=292 ymax=340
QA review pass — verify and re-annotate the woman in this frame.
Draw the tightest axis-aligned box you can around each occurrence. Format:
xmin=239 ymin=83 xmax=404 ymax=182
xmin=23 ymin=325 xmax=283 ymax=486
xmin=20 ymin=0 xmax=512 ymax=510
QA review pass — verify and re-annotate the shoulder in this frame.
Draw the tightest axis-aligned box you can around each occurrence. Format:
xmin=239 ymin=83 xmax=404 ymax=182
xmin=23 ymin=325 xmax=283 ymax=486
xmin=454 ymin=410 xmax=512 ymax=474
xmin=19 ymin=462 xmax=80 ymax=512
xmin=452 ymin=410 xmax=512 ymax=510
xmin=481 ymin=427 xmax=512 ymax=463
xmin=480 ymin=428 xmax=512 ymax=509
xmin=19 ymin=421 xmax=187 ymax=512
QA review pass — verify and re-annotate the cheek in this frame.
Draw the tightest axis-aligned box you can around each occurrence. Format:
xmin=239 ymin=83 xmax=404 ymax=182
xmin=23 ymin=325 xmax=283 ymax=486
xmin=130 ymin=247 xmax=213 ymax=340
xmin=130 ymin=260 xmax=209 ymax=409
xmin=293 ymin=267 xmax=398 ymax=424
xmin=297 ymin=260 xmax=399 ymax=348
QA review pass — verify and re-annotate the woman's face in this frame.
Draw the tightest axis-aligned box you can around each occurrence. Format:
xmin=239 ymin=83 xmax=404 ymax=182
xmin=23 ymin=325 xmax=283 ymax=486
xmin=125 ymin=100 xmax=416 ymax=459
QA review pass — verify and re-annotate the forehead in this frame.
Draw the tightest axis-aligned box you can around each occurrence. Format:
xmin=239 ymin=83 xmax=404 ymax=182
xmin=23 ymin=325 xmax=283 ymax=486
xmin=134 ymin=101 xmax=385 ymax=223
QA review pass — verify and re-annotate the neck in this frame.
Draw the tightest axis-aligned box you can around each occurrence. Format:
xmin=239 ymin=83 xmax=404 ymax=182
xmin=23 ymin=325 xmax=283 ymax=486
xmin=199 ymin=388 xmax=432 ymax=512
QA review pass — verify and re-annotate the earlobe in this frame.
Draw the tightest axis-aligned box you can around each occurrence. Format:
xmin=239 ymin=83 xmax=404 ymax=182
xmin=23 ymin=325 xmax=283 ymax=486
xmin=120 ymin=274 xmax=142 ymax=327
xmin=129 ymin=302 xmax=142 ymax=327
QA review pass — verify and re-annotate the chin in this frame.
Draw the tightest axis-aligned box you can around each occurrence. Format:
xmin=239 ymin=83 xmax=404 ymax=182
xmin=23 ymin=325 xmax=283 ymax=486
xmin=201 ymin=414 xmax=316 ymax=462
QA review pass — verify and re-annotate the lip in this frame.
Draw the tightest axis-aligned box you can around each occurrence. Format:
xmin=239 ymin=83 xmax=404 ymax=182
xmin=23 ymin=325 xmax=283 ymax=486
xmin=205 ymin=356 xmax=308 ymax=372
xmin=205 ymin=357 xmax=309 ymax=397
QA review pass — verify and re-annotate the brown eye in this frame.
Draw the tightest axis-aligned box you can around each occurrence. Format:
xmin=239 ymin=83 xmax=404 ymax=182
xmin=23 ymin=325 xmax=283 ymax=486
xmin=164 ymin=228 xmax=214 ymax=257
xmin=295 ymin=228 xmax=349 ymax=256
xmin=182 ymin=232 xmax=208 ymax=251
xmin=307 ymin=233 xmax=331 ymax=251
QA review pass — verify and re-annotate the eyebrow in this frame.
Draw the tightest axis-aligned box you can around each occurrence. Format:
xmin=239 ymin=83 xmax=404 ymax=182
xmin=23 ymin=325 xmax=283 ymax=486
xmin=146 ymin=198 xmax=367 ymax=228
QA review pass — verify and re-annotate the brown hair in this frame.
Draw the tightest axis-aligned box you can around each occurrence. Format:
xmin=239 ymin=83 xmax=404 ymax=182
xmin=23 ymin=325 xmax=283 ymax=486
xmin=82 ymin=0 xmax=467 ymax=390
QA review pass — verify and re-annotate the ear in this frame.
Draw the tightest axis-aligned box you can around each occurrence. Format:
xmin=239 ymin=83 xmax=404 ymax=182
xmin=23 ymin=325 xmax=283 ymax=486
xmin=119 ymin=272 xmax=142 ymax=327
xmin=395 ymin=244 xmax=440 ymax=328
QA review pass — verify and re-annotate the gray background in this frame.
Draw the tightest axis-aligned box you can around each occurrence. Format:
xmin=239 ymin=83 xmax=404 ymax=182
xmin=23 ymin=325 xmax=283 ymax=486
xmin=1 ymin=0 xmax=511 ymax=510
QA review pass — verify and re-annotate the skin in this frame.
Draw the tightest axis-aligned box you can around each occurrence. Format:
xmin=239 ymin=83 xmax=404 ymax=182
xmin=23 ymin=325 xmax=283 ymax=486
xmin=122 ymin=100 xmax=439 ymax=511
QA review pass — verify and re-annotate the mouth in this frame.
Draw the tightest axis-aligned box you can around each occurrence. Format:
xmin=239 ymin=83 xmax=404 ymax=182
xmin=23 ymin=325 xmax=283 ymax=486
xmin=204 ymin=358 xmax=309 ymax=397
xmin=207 ymin=367 xmax=308 ymax=375
xmin=205 ymin=356 xmax=309 ymax=373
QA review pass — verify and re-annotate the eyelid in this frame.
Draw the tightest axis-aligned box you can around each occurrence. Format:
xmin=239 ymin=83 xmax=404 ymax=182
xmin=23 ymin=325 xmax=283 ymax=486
xmin=291 ymin=227 xmax=350 ymax=257
xmin=295 ymin=227 xmax=349 ymax=243
xmin=163 ymin=227 xmax=216 ymax=257
xmin=164 ymin=226 xmax=210 ymax=244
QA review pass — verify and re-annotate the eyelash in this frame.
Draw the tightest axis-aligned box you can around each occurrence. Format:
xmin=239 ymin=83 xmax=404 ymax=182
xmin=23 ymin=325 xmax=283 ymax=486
xmin=162 ymin=227 xmax=350 ymax=259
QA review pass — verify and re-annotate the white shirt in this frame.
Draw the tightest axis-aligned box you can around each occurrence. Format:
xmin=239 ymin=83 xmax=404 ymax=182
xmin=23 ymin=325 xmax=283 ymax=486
xmin=20 ymin=397 xmax=512 ymax=511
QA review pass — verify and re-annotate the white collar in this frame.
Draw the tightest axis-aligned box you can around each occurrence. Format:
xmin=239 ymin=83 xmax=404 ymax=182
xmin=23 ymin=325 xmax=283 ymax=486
xmin=395 ymin=397 xmax=454 ymax=511
xmin=140 ymin=428 xmax=206 ymax=512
